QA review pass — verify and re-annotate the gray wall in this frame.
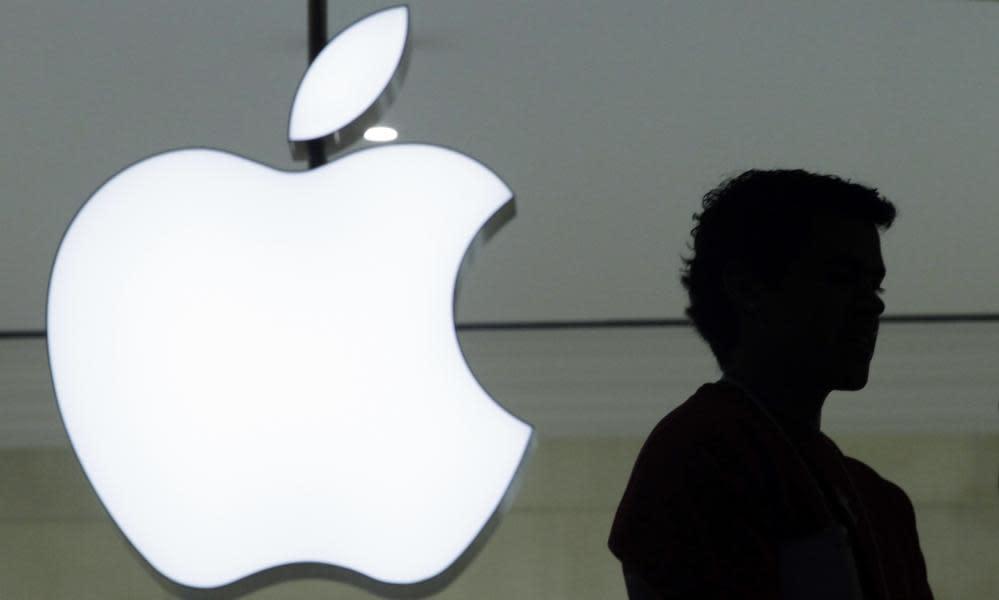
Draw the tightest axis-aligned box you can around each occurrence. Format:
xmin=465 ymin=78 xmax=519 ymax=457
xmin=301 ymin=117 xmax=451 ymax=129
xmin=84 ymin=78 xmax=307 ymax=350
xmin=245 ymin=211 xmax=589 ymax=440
xmin=1 ymin=434 xmax=996 ymax=599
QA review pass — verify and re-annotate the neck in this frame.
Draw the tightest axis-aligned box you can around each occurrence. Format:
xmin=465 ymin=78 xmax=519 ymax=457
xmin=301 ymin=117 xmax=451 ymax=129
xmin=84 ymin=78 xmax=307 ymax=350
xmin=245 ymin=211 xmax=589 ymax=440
xmin=721 ymin=367 xmax=827 ymax=436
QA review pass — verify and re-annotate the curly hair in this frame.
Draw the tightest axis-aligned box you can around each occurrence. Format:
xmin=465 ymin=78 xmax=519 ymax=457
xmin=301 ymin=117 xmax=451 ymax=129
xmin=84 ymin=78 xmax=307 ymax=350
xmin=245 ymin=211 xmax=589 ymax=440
xmin=679 ymin=169 xmax=897 ymax=372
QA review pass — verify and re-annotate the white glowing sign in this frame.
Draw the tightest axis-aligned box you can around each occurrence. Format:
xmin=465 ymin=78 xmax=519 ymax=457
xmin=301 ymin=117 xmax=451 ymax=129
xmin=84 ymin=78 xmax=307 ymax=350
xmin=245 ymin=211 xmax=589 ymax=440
xmin=46 ymin=5 xmax=533 ymax=594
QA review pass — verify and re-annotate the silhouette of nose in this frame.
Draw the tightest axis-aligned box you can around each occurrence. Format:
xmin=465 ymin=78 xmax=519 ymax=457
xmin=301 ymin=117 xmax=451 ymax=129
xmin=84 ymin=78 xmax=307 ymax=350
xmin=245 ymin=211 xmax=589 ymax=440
xmin=863 ymin=290 xmax=886 ymax=320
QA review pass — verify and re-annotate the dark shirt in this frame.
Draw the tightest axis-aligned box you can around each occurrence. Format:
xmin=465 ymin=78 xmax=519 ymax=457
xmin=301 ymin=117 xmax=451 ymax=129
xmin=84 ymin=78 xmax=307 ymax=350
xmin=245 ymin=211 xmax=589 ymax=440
xmin=608 ymin=380 xmax=933 ymax=599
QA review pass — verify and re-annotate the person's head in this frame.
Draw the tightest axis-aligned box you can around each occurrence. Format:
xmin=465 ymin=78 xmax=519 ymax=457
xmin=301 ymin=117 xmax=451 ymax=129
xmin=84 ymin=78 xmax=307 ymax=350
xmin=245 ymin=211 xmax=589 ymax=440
xmin=679 ymin=169 xmax=896 ymax=390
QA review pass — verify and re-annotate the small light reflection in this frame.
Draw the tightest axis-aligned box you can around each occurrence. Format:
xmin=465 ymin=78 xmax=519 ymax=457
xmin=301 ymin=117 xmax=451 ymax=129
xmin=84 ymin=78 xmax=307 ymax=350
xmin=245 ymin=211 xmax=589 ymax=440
xmin=364 ymin=126 xmax=398 ymax=142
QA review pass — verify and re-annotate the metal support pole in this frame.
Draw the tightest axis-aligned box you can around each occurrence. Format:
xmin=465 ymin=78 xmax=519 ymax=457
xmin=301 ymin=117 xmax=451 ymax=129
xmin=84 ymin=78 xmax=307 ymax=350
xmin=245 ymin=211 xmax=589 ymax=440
xmin=306 ymin=0 xmax=328 ymax=169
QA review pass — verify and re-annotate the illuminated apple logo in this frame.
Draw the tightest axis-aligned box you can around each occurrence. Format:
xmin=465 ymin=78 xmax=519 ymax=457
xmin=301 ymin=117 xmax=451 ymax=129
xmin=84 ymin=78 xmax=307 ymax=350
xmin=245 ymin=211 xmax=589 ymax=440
xmin=46 ymin=6 xmax=533 ymax=596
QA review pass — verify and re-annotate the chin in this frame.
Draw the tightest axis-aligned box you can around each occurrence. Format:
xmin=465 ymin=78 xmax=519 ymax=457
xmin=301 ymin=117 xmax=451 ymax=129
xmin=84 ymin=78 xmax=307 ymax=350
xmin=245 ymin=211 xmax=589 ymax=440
xmin=835 ymin=380 xmax=867 ymax=392
xmin=833 ymin=369 xmax=870 ymax=391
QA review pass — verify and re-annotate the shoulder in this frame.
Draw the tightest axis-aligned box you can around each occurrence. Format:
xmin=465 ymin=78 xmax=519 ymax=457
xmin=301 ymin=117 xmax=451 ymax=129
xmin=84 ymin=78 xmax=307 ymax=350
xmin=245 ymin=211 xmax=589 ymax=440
xmin=841 ymin=455 xmax=913 ymax=505
xmin=631 ymin=385 xmax=738 ymax=470
xmin=837 ymin=453 xmax=919 ymax=527
xmin=641 ymin=381 xmax=759 ymax=451
xmin=626 ymin=381 xmax=774 ymax=492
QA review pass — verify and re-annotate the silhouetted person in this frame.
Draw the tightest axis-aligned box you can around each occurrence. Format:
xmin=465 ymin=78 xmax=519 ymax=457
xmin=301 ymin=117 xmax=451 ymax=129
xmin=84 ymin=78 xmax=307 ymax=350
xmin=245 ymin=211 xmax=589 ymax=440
xmin=609 ymin=170 xmax=933 ymax=599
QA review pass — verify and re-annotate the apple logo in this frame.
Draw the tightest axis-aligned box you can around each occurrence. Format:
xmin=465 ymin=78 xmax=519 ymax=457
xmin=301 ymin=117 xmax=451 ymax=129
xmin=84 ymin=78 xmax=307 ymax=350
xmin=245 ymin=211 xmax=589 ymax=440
xmin=45 ymin=5 xmax=534 ymax=597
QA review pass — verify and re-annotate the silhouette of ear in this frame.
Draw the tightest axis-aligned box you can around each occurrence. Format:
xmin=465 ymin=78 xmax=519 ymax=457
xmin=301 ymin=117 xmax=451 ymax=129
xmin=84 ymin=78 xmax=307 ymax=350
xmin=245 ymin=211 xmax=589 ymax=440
xmin=722 ymin=259 xmax=766 ymax=317
xmin=288 ymin=5 xmax=411 ymax=160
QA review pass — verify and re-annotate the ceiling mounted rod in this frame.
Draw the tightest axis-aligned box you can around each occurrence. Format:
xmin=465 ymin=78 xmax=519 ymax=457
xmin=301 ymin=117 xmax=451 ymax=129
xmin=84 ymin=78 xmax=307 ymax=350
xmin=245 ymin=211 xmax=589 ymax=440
xmin=6 ymin=313 xmax=999 ymax=340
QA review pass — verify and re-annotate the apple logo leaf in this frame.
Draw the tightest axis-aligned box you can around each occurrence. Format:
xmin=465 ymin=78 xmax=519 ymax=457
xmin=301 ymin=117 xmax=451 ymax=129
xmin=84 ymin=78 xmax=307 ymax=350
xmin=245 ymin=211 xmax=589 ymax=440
xmin=288 ymin=5 xmax=411 ymax=160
